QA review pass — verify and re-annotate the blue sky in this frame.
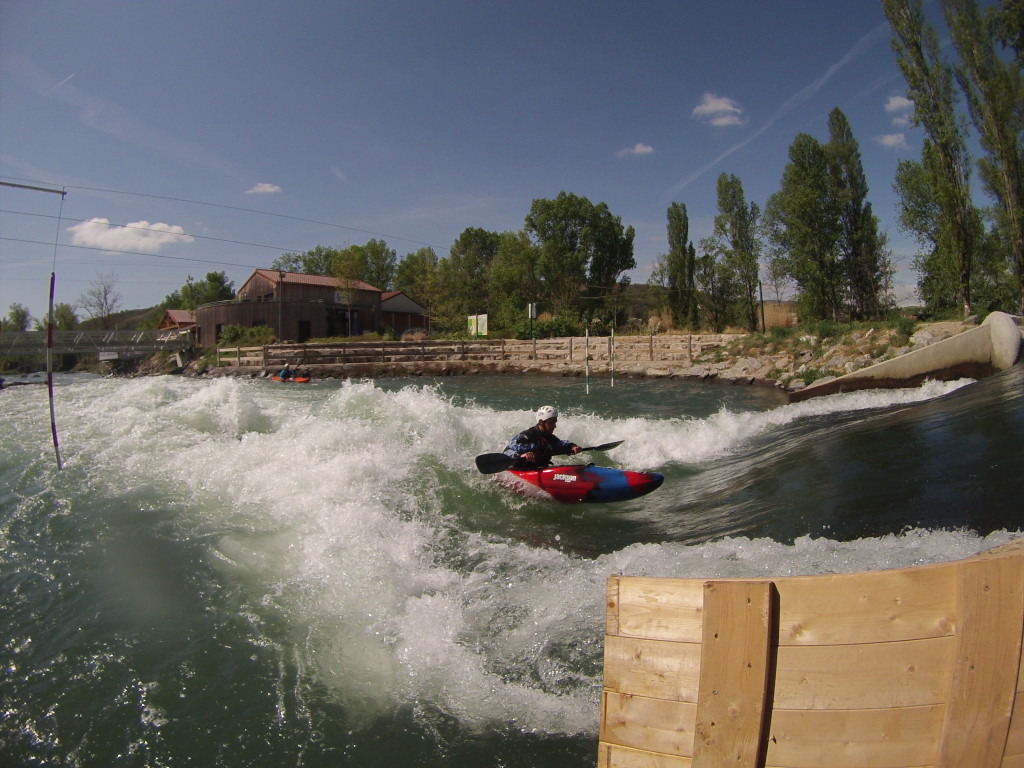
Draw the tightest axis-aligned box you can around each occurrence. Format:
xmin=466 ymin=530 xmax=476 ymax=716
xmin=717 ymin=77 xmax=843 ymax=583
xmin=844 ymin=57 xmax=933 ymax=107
xmin=1 ymin=1 xmax=954 ymax=323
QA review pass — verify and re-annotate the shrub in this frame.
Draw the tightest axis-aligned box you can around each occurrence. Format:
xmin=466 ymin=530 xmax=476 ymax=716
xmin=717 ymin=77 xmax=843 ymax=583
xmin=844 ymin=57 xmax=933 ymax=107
xmin=889 ymin=316 xmax=916 ymax=338
xmin=769 ymin=325 xmax=796 ymax=342
xmin=218 ymin=325 xmax=275 ymax=346
xmin=511 ymin=316 xmax=582 ymax=339
xmin=808 ymin=320 xmax=846 ymax=342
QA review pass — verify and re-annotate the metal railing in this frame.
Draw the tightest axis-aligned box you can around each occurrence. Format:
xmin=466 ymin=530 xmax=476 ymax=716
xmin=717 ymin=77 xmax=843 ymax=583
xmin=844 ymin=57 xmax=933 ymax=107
xmin=0 ymin=330 xmax=193 ymax=357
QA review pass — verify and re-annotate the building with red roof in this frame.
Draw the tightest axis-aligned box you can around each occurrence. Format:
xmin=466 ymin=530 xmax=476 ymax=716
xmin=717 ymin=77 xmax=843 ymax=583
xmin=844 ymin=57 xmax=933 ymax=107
xmin=193 ymin=269 xmax=429 ymax=346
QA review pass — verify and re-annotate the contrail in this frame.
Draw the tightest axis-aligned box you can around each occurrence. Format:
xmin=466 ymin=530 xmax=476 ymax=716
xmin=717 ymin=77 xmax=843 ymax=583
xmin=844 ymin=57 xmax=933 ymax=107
xmin=45 ymin=73 xmax=76 ymax=95
xmin=666 ymin=21 xmax=890 ymax=198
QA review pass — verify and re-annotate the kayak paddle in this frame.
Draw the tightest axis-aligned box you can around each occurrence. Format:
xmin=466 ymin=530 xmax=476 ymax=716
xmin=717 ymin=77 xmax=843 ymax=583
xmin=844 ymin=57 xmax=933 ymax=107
xmin=474 ymin=440 xmax=625 ymax=475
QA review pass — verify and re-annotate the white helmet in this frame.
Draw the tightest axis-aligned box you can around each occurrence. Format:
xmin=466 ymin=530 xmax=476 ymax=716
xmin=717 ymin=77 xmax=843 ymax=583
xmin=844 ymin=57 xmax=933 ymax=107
xmin=536 ymin=405 xmax=558 ymax=422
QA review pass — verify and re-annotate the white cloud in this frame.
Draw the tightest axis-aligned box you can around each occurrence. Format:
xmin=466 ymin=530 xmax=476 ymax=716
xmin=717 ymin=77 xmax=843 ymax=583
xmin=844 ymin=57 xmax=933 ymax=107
xmin=692 ymin=93 xmax=745 ymax=126
xmin=616 ymin=142 xmax=654 ymax=158
xmin=245 ymin=182 xmax=282 ymax=195
xmin=885 ymin=95 xmax=914 ymax=126
xmin=67 ymin=218 xmax=194 ymax=253
xmin=877 ymin=133 xmax=908 ymax=149
xmin=668 ymin=22 xmax=892 ymax=197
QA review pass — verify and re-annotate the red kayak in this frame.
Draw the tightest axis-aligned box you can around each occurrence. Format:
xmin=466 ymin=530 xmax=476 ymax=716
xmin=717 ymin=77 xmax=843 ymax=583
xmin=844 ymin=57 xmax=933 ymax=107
xmin=498 ymin=464 xmax=664 ymax=504
xmin=272 ymin=376 xmax=310 ymax=383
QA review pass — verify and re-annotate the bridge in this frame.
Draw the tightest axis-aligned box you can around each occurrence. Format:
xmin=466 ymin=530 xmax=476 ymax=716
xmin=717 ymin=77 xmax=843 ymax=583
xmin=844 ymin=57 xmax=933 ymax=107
xmin=0 ymin=330 xmax=193 ymax=358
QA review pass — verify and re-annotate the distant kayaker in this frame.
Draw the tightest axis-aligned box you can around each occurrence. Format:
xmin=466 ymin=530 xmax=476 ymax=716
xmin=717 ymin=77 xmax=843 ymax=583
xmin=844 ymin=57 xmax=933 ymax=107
xmin=503 ymin=405 xmax=581 ymax=469
xmin=278 ymin=363 xmax=294 ymax=380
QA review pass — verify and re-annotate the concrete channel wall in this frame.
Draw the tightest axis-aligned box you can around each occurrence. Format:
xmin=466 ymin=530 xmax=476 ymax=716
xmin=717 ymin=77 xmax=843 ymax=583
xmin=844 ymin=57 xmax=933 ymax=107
xmin=213 ymin=333 xmax=741 ymax=372
xmin=790 ymin=311 xmax=1023 ymax=402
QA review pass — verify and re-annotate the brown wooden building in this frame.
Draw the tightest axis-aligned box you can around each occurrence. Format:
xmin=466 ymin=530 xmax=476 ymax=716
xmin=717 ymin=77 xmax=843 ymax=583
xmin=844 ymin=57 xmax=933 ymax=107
xmin=157 ymin=309 xmax=196 ymax=331
xmin=193 ymin=270 xmax=391 ymax=346
xmin=381 ymin=291 xmax=429 ymax=334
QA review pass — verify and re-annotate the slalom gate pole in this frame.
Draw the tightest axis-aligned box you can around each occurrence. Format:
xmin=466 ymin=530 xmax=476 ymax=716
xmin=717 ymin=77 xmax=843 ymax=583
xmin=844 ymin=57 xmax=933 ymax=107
xmin=610 ymin=326 xmax=615 ymax=388
xmin=585 ymin=328 xmax=590 ymax=395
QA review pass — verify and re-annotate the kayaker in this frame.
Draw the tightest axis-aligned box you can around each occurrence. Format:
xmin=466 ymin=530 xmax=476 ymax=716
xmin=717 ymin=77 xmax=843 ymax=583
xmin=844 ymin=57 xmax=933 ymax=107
xmin=278 ymin=363 xmax=294 ymax=380
xmin=503 ymin=405 xmax=582 ymax=469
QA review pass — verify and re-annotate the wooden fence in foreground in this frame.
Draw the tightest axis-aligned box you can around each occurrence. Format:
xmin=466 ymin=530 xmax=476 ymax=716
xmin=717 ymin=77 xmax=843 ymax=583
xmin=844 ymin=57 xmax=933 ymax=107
xmin=212 ymin=334 xmax=742 ymax=369
xmin=599 ymin=538 xmax=1024 ymax=767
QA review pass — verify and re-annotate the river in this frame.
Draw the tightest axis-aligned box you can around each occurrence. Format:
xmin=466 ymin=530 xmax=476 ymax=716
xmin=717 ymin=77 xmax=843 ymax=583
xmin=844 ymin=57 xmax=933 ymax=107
xmin=1 ymin=365 xmax=1021 ymax=766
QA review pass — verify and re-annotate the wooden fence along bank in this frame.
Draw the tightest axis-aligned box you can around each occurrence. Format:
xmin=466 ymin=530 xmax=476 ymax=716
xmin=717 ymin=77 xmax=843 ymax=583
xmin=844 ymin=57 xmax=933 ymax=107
xmin=211 ymin=334 xmax=741 ymax=376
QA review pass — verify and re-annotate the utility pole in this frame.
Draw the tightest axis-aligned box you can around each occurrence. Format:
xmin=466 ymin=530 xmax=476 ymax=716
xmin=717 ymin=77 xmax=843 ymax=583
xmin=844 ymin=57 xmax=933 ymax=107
xmin=278 ymin=271 xmax=286 ymax=341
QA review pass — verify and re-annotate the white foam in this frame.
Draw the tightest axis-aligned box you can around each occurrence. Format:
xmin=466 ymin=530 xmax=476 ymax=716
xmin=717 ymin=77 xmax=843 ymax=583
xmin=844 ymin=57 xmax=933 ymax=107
xmin=9 ymin=374 xmax=1011 ymax=738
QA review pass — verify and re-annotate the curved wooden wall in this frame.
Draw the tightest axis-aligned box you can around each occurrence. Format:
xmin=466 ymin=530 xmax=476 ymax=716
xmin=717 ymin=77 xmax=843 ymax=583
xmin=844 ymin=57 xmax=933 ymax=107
xmin=599 ymin=539 xmax=1024 ymax=768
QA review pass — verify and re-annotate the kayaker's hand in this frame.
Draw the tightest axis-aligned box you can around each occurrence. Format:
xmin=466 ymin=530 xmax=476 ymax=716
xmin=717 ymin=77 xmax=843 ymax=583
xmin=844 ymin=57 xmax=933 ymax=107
xmin=569 ymin=445 xmax=582 ymax=455
xmin=521 ymin=451 xmax=536 ymax=463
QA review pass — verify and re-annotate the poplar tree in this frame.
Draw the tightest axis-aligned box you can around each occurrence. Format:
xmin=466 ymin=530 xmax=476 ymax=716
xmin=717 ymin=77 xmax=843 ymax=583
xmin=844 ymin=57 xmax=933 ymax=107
xmin=883 ymin=0 xmax=980 ymax=316
xmin=712 ymin=174 xmax=762 ymax=331
xmin=764 ymin=134 xmax=845 ymax=321
xmin=942 ymin=0 xmax=1024 ymax=312
xmin=827 ymin=108 xmax=889 ymax=318
xmin=894 ymin=156 xmax=962 ymax=311
xmin=694 ymin=237 xmax=736 ymax=332
xmin=652 ymin=202 xmax=698 ymax=329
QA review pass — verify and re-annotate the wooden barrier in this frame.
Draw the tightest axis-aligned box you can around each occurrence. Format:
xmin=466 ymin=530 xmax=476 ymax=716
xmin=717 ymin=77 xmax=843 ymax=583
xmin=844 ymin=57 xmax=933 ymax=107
xmin=599 ymin=538 xmax=1024 ymax=767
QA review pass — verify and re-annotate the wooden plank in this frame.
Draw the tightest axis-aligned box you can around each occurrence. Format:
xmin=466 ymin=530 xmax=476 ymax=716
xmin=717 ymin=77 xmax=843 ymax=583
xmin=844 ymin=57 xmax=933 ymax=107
xmin=613 ymin=577 xmax=705 ymax=642
xmin=772 ymin=636 xmax=953 ymax=710
xmin=601 ymin=690 xmax=697 ymax=757
xmin=692 ymin=581 xmax=772 ymax=768
xmin=614 ymin=567 xmax=959 ymax=646
xmin=608 ymin=576 xmax=620 ymax=636
xmin=936 ymin=554 xmax=1024 ymax=768
xmin=599 ymin=742 xmax=693 ymax=768
xmin=1007 ymin=690 xmax=1024 ymax=758
xmin=603 ymin=635 xmax=702 ymax=703
xmin=772 ymin=566 xmax=958 ymax=646
xmin=762 ymin=705 xmax=943 ymax=768
xmin=603 ymin=692 xmax=944 ymax=768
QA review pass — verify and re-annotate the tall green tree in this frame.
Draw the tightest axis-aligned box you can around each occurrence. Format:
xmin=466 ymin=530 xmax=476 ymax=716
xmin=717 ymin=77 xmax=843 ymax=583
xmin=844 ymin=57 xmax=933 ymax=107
xmin=694 ymin=237 xmax=737 ymax=332
xmin=827 ymin=108 xmax=889 ymax=318
xmin=327 ymin=240 xmax=397 ymax=291
xmin=272 ymin=245 xmax=340 ymax=276
xmin=394 ymin=246 xmax=439 ymax=306
xmin=651 ymin=202 xmax=698 ymax=329
xmin=894 ymin=156 xmax=963 ymax=311
xmin=942 ymin=0 xmax=1024 ymax=312
xmin=712 ymin=174 xmax=762 ymax=331
xmin=764 ymin=133 xmax=845 ymax=321
xmin=166 ymin=271 xmax=235 ymax=310
xmin=487 ymin=231 xmax=541 ymax=330
xmin=432 ymin=227 xmax=500 ymax=333
xmin=883 ymin=0 xmax=980 ymax=316
xmin=5 ymin=303 xmax=33 ymax=332
xmin=524 ymin=191 xmax=635 ymax=319
xmin=361 ymin=239 xmax=397 ymax=291
xmin=51 ymin=303 xmax=78 ymax=330
xmin=991 ymin=0 xmax=1023 ymax=65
